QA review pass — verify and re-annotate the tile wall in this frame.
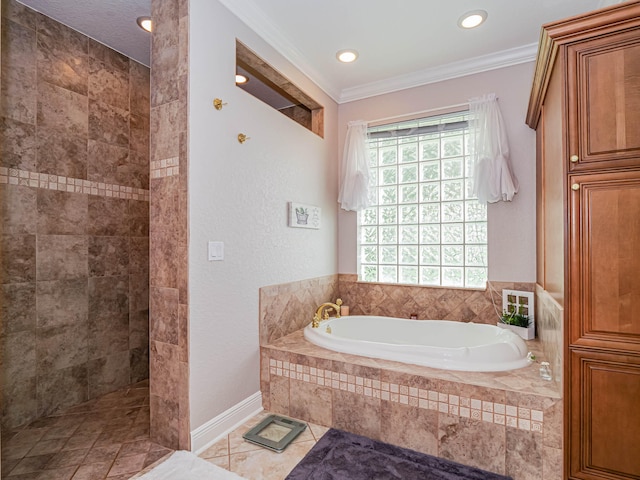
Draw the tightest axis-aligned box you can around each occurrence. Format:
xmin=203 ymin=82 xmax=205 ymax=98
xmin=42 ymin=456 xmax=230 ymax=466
xmin=534 ymin=286 xmax=563 ymax=387
xmin=259 ymin=274 xmax=545 ymax=352
xmin=259 ymin=275 xmax=338 ymax=345
xmin=258 ymin=275 xmax=563 ymax=479
xmin=261 ymin=336 xmax=562 ymax=480
xmin=338 ymin=274 xmax=535 ymax=324
xmin=0 ymin=0 xmax=150 ymax=429
xmin=148 ymin=0 xmax=190 ymax=450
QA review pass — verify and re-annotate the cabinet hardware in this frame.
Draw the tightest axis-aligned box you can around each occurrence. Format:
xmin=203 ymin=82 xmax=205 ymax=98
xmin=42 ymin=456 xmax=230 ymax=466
xmin=571 ymin=183 xmax=580 ymax=191
xmin=570 ymin=155 xmax=579 ymax=163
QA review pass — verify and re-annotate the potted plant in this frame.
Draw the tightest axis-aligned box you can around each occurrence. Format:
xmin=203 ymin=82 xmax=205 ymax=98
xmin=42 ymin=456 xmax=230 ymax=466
xmin=497 ymin=307 xmax=535 ymax=340
xmin=295 ymin=207 xmax=309 ymax=225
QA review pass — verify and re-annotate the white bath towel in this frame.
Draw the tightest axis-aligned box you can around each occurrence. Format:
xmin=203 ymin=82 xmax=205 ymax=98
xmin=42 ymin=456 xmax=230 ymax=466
xmin=135 ymin=450 xmax=248 ymax=480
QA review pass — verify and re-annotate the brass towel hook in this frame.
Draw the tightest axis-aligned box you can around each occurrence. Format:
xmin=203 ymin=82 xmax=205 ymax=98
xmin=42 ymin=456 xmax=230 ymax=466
xmin=238 ymin=133 xmax=250 ymax=144
xmin=213 ymin=98 xmax=227 ymax=110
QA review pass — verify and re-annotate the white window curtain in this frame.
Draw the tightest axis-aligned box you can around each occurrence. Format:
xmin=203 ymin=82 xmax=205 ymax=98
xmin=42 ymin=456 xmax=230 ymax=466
xmin=469 ymin=93 xmax=519 ymax=203
xmin=339 ymin=120 xmax=371 ymax=211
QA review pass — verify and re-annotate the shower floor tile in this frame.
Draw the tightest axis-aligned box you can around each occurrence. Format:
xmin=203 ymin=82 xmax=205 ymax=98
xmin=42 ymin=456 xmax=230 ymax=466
xmin=1 ymin=380 xmax=173 ymax=479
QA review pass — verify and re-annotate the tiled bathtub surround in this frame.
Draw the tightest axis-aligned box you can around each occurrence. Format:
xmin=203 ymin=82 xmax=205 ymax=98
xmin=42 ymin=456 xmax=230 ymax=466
xmin=1 ymin=0 xmax=150 ymax=429
xmin=259 ymin=275 xmax=339 ymax=345
xmin=338 ymin=274 xmax=534 ymax=324
xmin=259 ymin=274 xmax=536 ymax=348
xmin=269 ymin=358 xmax=545 ymax=434
xmin=534 ymin=286 xmax=563 ymax=387
xmin=261 ymin=332 xmax=563 ymax=480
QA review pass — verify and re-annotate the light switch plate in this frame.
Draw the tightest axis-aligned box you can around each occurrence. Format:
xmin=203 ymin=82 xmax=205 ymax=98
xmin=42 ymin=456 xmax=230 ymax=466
xmin=208 ymin=241 xmax=224 ymax=261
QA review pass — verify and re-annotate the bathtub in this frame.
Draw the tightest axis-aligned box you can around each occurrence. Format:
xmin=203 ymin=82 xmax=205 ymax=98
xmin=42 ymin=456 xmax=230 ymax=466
xmin=303 ymin=315 xmax=531 ymax=372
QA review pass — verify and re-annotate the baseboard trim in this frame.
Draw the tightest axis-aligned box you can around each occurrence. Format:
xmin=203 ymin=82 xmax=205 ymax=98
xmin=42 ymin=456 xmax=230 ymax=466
xmin=191 ymin=391 xmax=263 ymax=454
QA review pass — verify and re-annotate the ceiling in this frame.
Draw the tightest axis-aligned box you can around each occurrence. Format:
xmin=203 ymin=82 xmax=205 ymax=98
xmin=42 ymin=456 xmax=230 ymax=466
xmin=17 ymin=0 xmax=621 ymax=103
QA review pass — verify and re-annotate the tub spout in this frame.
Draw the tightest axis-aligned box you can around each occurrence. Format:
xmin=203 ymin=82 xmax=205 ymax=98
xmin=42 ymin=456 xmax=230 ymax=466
xmin=312 ymin=299 xmax=343 ymax=328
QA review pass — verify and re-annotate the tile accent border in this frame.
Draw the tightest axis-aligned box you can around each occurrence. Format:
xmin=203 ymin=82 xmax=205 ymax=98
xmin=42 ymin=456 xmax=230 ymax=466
xmin=151 ymin=157 xmax=180 ymax=179
xmin=268 ymin=358 xmax=544 ymax=434
xmin=0 ymin=167 xmax=150 ymax=201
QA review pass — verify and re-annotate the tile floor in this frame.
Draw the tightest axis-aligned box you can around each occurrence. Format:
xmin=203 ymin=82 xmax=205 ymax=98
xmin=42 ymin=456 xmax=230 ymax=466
xmin=1 ymin=381 xmax=173 ymax=479
xmin=2 ymin=382 xmax=325 ymax=480
xmin=198 ymin=411 xmax=328 ymax=480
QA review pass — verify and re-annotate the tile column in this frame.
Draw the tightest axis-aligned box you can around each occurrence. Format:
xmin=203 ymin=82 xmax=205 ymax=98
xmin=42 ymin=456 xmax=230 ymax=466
xmin=149 ymin=0 xmax=190 ymax=449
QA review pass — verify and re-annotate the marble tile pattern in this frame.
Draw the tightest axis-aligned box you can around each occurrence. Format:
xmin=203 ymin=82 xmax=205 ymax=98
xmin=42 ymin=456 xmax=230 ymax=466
xmin=1 ymin=0 xmax=150 ymax=430
xmin=1 ymin=381 xmax=174 ymax=479
xmin=148 ymin=0 xmax=190 ymax=450
xmin=261 ymin=331 xmax=562 ymax=480
xmin=150 ymin=158 xmax=179 ymax=179
xmin=197 ymin=411 xmax=330 ymax=480
xmin=259 ymin=274 xmax=339 ymax=345
xmin=260 ymin=274 xmax=536 ymax=351
xmin=0 ymin=167 xmax=149 ymax=200
xmin=338 ymin=274 xmax=535 ymax=325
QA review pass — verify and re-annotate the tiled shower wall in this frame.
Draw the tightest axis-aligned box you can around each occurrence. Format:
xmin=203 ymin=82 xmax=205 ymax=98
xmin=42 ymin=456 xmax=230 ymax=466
xmin=148 ymin=0 xmax=190 ymax=450
xmin=0 ymin=0 xmax=150 ymax=429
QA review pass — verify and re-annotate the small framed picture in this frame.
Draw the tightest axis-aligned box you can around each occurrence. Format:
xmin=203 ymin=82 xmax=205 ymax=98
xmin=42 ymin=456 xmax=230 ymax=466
xmin=288 ymin=202 xmax=321 ymax=229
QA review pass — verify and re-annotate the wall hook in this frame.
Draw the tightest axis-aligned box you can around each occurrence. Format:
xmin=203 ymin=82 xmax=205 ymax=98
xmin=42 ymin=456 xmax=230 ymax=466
xmin=237 ymin=133 xmax=250 ymax=144
xmin=213 ymin=98 xmax=227 ymax=110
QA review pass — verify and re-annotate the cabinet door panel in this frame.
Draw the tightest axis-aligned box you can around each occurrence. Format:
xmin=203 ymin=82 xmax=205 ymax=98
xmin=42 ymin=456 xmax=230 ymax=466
xmin=568 ymin=29 xmax=640 ymax=171
xmin=569 ymin=350 xmax=640 ymax=479
xmin=569 ymin=171 xmax=640 ymax=351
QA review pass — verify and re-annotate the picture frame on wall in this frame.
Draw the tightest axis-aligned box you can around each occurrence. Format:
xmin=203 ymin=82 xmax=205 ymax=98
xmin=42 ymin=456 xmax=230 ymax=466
xmin=288 ymin=202 xmax=321 ymax=229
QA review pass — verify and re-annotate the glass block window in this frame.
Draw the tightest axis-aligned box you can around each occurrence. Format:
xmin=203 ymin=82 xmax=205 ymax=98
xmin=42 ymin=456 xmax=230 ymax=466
xmin=358 ymin=111 xmax=487 ymax=288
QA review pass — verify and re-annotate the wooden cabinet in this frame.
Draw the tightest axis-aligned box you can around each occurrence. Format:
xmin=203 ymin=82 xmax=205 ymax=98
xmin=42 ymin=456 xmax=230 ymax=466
xmin=527 ymin=2 xmax=640 ymax=479
xmin=567 ymin=31 xmax=640 ymax=171
xmin=569 ymin=350 xmax=640 ymax=478
xmin=568 ymin=171 xmax=640 ymax=353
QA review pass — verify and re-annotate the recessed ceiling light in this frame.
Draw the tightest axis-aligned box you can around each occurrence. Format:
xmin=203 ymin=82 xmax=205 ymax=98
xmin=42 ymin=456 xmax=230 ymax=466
xmin=458 ymin=10 xmax=487 ymax=29
xmin=136 ymin=16 xmax=152 ymax=32
xmin=336 ymin=49 xmax=359 ymax=63
xmin=235 ymin=74 xmax=249 ymax=84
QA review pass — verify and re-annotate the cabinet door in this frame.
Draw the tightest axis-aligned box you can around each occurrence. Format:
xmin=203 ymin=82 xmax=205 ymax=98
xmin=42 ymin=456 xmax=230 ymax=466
xmin=568 ymin=171 xmax=640 ymax=352
xmin=567 ymin=28 xmax=640 ymax=171
xmin=569 ymin=349 xmax=640 ymax=479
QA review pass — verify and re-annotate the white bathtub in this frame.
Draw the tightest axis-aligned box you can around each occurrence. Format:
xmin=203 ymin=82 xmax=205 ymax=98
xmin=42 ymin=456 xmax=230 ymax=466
xmin=303 ymin=315 xmax=531 ymax=372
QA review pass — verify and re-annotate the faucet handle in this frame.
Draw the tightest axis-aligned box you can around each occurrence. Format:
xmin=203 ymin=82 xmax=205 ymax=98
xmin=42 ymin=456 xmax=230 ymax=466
xmin=312 ymin=313 xmax=321 ymax=328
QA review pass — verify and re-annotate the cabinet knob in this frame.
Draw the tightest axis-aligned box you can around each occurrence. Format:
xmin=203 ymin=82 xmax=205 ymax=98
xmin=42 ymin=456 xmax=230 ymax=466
xmin=570 ymin=155 xmax=579 ymax=163
xmin=571 ymin=183 xmax=580 ymax=191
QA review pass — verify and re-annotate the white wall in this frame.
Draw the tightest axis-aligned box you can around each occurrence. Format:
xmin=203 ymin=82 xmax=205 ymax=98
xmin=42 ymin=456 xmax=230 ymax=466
xmin=189 ymin=1 xmax=339 ymax=431
xmin=337 ymin=62 xmax=537 ymax=282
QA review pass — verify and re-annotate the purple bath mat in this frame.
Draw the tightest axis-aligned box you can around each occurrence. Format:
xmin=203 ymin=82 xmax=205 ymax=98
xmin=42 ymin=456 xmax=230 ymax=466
xmin=286 ymin=429 xmax=513 ymax=480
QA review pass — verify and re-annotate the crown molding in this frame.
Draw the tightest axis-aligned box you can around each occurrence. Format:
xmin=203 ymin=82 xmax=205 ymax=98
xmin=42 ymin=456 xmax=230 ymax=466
xmin=218 ymin=0 xmax=538 ymax=105
xmin=338 ymin=43 xmax=539 ymax=103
